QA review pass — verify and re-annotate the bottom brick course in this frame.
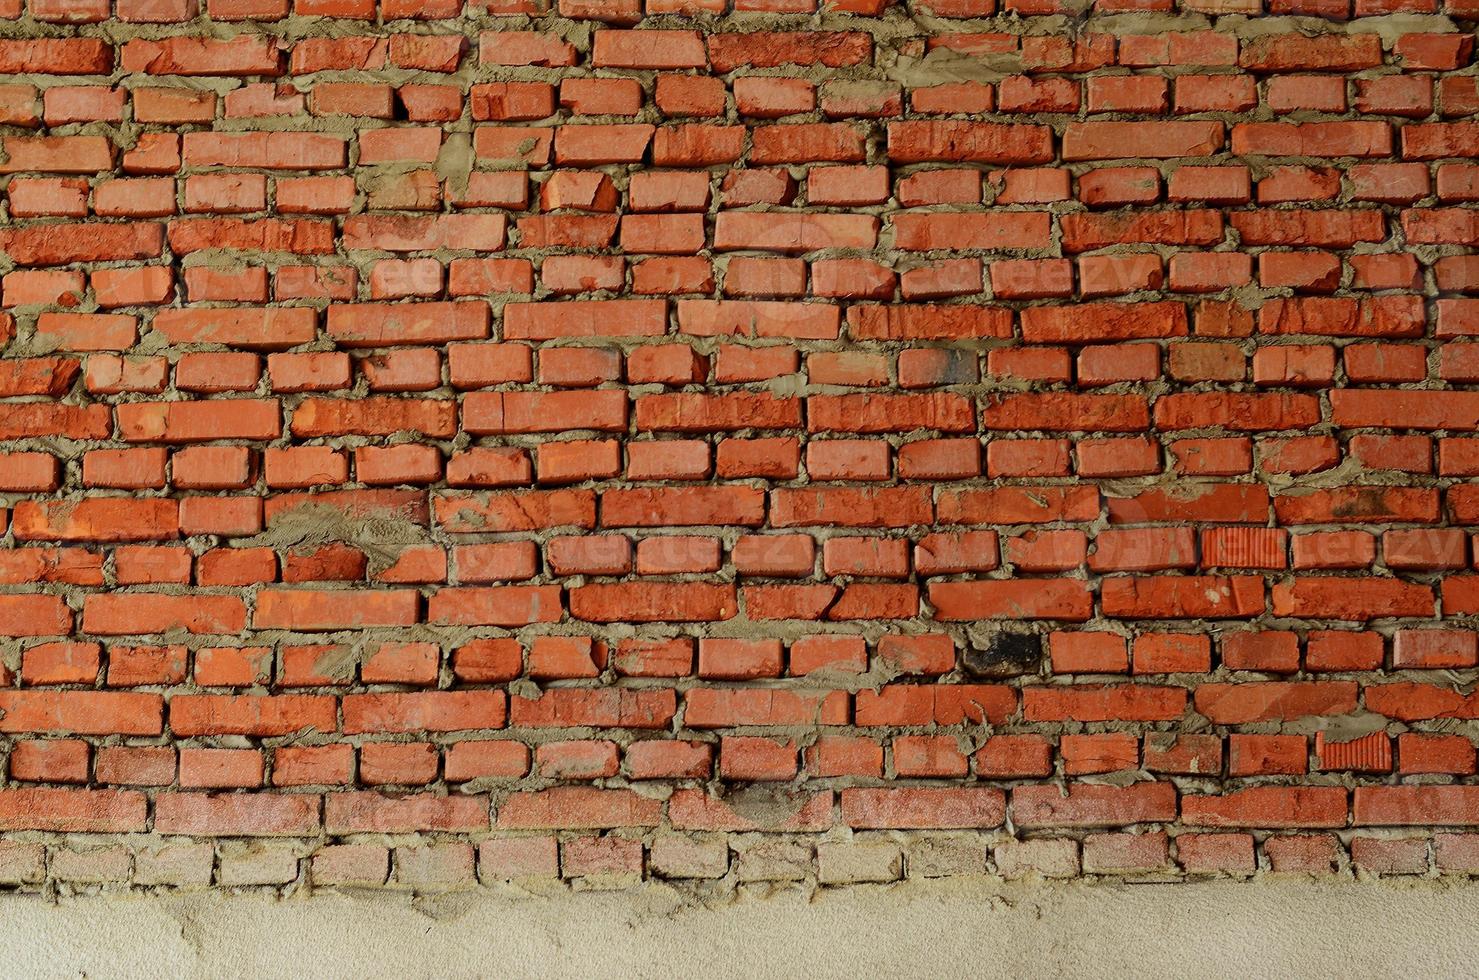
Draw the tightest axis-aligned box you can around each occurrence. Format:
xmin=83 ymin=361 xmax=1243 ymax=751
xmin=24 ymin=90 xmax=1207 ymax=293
xmin=6 ymin=830 xmax=1477 ymax=894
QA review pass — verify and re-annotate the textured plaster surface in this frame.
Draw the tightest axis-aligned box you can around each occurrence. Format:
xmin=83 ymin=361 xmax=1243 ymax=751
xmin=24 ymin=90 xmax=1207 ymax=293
xmin=0 ymin=879 xmax=1470 ymax=978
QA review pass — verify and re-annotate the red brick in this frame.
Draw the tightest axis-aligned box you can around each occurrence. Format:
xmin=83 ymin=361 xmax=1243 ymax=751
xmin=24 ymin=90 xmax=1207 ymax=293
xmin=842 ymin=788 xmax=1004 ymax=829
xmin=155 ymin=793 xmax=319 ymax=836
xmin=1183 ymin=787 xmax=1348 ymax=828
xmin=1012 ymin=783 xmax=1178 ymax=828
xmin=0 ymin=789 xmax=146 ymax=832
xmin=1356 ymin=787 xmax=1479 ymax=827
xmin=326 ymin=792 xmax=488 ymax=834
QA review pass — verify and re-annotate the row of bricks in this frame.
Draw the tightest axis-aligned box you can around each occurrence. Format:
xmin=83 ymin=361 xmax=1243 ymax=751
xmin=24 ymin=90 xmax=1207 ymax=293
xmin=10 ymin=332 xmax=1479 ymax=410
xmin=5 ymin=782 xmax=1479 ymax=834
xmin=16 ymin=386 xmax=1479 ymax=442
xmin=9 ymin=480 xmax=1479 ymax=526
xmin=3 ymin=250 xmax=1473 ymax=307
xmin=2 ymin=525 xmax=1478 ymax=585
xmin=4 ymin=0 xmax=1478 ymax=24
xmin=6 ymin=69 xmax=1479 ymax=126
xmin=59 ymin=575 xmax=1471 ymax=623
xmin=9 ymin=483 xmax=1479 ymax=536
xmin=6 ymin=211 xmax=1478 ymax=269
xmin=0 ymin=674 xmax=1471 ymax=731
xmin=2 ymin=299 xmax=1471 ymax=354
xmin=7 ymin=337 xmax=1479 ymax=397
xmin=12 ymin=311 xmax=1479 ymax=374
xmin=4 ymin=830 xmax=1477 ymax=893
xmin=9 ymin=163 xmax=1479 ymax=223
xmin=291 ymin=831 xmax=1479 ymax=884
xmin=6 ymin=123 xmax=1479 ymax=181
xmin=3 ymin=626 xmax=1476 ymax=685
xmin=13 ymin=339 xmax=1479 ymax=397
xmin=0 ymin=727 xmax=1472 ymax=788
xmin=16 ymin=432 xmax=1479 ymax=491
xmin=5 ymin=564 xmax=1479 ymax=623
xmin=14 ymin=416 xmax=1479 ymax=481
xmin=7 ymin=484 xmax=1479 ymax=532
xmin=4 ymin=155 xmax=1479 ymax=225
xmin=0 ymin=30 xmax=1468 ymax=77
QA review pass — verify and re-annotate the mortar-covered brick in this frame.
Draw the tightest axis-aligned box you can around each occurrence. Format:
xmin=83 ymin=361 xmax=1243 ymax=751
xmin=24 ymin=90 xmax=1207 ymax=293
xmin=1265 ymin=835 xmax=1342 ymax=876
xmin=649 ymin=835 xmax=729 ymax=880
xmin=1351 ymin=836 xmax=1431 ymax=876
xmin=817 ymin=840 xmax=903 ymax=885
xmin=218 ymin=843 xmax=301 ymax=888
xmin=1082 ymin=832 xmax=1173 ymax=876
xmin=907 ymin=835 xmax=990 ymax=879
xmin=994 ymin=839 xmax=1081 ymax=880
xmin=1176 ymin=833 xmax=1256 ymax=876
xmin=477 ymin=837 xmax=559 ymax=883
xmin=560 ymin=835 xmax=644 ymax=882
xmin=312 ymin=844 xmax=390 ymax=888
xmin=395 ymin=844 xmax=476 ymax=890
xmin=0 ymin=0 xmax=1476 ymax=895
xmin=735 ymin=839 xmax=812 ymax=883
xmin=48 ymin=845 xmax=130 ymax=885
xmin=132 ymin=843 xmax=214 ymax=889
xmin=0 ymin=842 xmax=44 ymax=885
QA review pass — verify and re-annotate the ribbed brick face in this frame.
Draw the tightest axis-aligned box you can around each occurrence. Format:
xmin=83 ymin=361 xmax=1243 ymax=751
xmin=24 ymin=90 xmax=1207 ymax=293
xmin=0 ymin=0 xmax=1477 ymax=890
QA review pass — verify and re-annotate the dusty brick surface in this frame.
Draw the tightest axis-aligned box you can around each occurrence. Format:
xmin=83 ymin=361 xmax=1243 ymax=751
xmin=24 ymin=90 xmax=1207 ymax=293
xmin=0 ymin=0 xmax=1476 ymax=892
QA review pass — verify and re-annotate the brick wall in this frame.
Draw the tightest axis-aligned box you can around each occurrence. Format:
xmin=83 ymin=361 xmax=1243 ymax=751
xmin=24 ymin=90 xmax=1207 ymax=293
xmin=0 ymin=0 xmax=1476 ymax=891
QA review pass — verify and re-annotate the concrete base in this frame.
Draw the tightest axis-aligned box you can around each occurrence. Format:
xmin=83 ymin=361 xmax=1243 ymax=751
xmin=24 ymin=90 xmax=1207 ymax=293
xmin=3 ymin=879 xmax=1470 ymax=978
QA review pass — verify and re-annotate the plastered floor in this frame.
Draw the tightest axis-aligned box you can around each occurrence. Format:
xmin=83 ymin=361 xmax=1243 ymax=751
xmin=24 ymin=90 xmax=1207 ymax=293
xmin=1 ymin=878 xmax=1470 ymax=979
